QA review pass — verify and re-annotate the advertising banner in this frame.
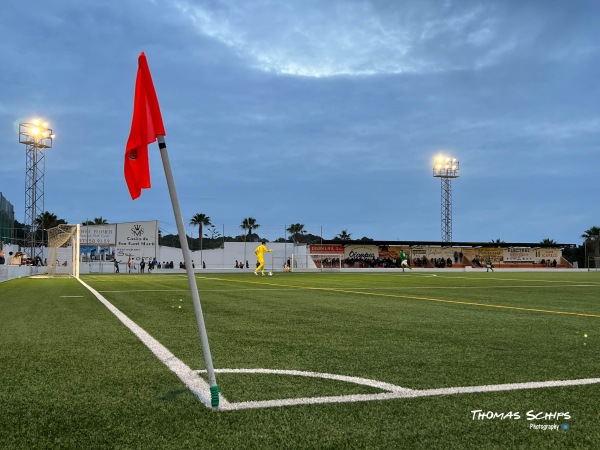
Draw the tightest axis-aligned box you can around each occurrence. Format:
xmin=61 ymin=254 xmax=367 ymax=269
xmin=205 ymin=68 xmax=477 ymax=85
xmin=309 ymin=244 xmax=345 ymax=254
xmin=504 ymin=248 xmax=536 ymax=262
xmin=380 ymin=246 xmax=401 ymax=259
xmin=115 ymin=221 xmax=158 ymax=261
xmin=426 ymin=247 xmax=460 ymax=261
xmin=534 ymin=248 xmax=562 ymax=260
xmin=80 ymin=224 xmax=117 ymax=245
xmin=344 ymin=245 xmax=378 ymax=261
xmin=474 ymin=248 xmax=504 ymax=263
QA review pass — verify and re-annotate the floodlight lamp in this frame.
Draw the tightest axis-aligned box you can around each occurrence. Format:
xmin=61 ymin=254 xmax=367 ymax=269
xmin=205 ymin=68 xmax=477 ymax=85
xmin=42 ymin=122 xmax=48 ymax=128
xmin=33 ymin=119 xmax=40 ymax=125
xmin=437 ymin=155 xmax=444 ymax=163
xmin=31 ymin=127 xmax=40 ymax=135
xmin=50 ymin=134 xmax=56 ymax=139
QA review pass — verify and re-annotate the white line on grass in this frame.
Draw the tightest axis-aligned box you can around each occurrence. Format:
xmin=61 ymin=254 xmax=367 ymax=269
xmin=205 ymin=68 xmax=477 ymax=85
xmin=198 ymin=371 xmax=600 ymax=411
xmin=77 ymin=278 xmax=229 ymax=410
xmin=197 ymin=368 xmax=411 ymax=393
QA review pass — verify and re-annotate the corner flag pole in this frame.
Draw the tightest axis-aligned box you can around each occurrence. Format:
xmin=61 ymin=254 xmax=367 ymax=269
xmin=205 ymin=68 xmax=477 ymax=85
xmin=157 ymin=134 xmax=219 ymax=410
xmin=124 ymin=52 xmax=219 ymax=410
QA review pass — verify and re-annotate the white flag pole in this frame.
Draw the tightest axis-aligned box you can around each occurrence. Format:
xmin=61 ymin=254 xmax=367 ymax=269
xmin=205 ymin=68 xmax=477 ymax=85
xmin=157 ymin=134 xmax=220 ymax=410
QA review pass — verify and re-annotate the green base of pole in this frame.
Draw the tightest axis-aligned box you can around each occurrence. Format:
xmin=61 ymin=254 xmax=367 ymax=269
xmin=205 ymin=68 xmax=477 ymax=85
xmin=210 ymin=385 xmax=220 ymax=409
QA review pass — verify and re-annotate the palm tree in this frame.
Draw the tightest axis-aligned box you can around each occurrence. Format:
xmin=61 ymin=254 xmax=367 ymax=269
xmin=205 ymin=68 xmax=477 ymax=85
xmin=286 ymin=223 xmax=306 ymax=244
xmin=240 ymin=217 xmax=260 ymax=239
xmin=190 ymin=213 xmax=212 ymax=267
xmin=490 ymin=238 xmax=505 ymax=244
xmin=240 ymin=217 xmax=260 ymax=266
xmin=540 ymin=238 xmax=557 ymax=245
xmin=581 ymin=226 xmax=600 ymax=241
xmin=35 ymin=211 xmax=66 ymax=247
xmin=582 ymin=226 xmax=600 ymax=259
xmin=82 ymin=217 xmax=109 ymax=225
xmin=335 ymin=230 xmax=352 ymax=241
xmin=35 ymin=211 xmax=61 ymax=230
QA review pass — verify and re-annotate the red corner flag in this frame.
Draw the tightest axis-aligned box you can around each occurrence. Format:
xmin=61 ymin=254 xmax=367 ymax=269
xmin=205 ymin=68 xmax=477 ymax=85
xmin=124 ymin=52 xmax=166 ymax=199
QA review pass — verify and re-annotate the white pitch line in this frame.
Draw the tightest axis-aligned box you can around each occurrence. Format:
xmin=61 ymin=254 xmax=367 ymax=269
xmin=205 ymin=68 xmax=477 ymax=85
xmin=213 ymin=375 xmax=600 ymax=411
xmin=197 ymin=368 xmax=411 ymax=393
xmin=77 ymin=278 xmax=229 ymax=410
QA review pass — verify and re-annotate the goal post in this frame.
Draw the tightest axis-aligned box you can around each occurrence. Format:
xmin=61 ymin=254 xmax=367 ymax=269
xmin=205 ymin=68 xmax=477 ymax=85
xmin=291 ymin=254 xmax=343 ymax=272
xmin=43 ymin=224 xmax=80 ymax=278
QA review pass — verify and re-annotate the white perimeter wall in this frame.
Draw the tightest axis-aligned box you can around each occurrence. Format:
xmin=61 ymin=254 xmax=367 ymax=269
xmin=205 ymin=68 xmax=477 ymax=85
xmin=157 ymin=242 xmax=305 ymax=270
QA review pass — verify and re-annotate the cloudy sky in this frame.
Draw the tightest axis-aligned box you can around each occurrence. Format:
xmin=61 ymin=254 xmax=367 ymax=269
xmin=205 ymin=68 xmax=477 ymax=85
xmin=1 ymin=0 xmax=598 ymax=244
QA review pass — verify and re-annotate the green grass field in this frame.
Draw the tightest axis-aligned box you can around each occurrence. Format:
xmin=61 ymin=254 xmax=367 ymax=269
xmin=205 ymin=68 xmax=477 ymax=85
xmin=1 ymin=271 xmax=599 ymax=449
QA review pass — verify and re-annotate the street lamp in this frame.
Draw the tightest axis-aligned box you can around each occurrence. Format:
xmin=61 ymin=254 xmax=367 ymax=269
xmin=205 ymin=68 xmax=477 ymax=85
xmin=19 ymin=120 xmax=54 ymax=262
xmin=433 ymin=154 xmax=460 ymax=243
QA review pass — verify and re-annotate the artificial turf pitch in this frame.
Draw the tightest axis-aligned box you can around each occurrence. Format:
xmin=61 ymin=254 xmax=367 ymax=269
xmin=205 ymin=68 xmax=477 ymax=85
xmin=1 ymin=271 xmax=599 ymax=449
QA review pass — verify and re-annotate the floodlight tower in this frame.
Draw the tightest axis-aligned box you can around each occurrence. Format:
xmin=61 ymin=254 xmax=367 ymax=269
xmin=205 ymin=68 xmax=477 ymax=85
xmin=19 ymin=120 xmax=54 ymax=262
xmin=433 ymin=155 xmax=460 ymax=243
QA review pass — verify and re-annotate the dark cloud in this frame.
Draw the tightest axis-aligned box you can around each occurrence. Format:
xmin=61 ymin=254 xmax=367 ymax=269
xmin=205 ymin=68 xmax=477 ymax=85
xmin=1 ymin=0 xmax=598 ymax=243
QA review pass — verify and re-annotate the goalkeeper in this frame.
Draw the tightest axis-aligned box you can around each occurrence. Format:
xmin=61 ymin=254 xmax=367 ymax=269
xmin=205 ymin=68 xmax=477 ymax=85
xmin=254 ymin=241 xmax=272 ymax=276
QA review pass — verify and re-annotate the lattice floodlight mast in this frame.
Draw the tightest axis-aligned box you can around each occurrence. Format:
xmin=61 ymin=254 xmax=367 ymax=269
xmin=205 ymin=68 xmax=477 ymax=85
xmin=19 ymin=121 xmax=54 ymax=262
xmin=433 ymin=155 xmax=460 ymax=243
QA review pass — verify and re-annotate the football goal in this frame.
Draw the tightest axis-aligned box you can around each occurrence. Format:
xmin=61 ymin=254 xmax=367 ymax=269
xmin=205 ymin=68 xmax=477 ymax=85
xmin=43 ymin=224 xmax=80 ymax=278
xmin=291 ymin=254 xmax=343 ymax=272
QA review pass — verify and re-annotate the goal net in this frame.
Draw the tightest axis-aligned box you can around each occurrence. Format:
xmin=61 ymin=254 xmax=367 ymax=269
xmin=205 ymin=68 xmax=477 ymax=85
xmin=291 ymin=254 xmax=343 ymax=272
xmin=43 ymin=224 xmax=80 ymax=278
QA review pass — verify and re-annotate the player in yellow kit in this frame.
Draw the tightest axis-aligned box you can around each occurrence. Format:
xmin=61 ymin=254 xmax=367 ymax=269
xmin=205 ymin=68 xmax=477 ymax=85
xmin=254 ymin=241 xmax=272 ymax=276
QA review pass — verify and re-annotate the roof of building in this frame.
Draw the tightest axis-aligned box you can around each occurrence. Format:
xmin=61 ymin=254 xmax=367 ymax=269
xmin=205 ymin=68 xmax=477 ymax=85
xmin=318 ymin=240 xmax=575 ymax=248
